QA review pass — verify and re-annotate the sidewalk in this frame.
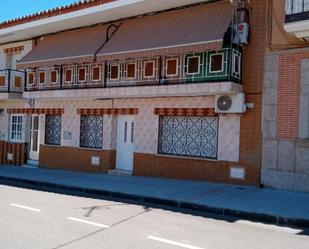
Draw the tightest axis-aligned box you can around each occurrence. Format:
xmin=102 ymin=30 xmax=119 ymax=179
xmin=0 ymin=165 xmax=309 ymax=228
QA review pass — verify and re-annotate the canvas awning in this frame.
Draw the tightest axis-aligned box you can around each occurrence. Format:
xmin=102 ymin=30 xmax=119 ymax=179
xmin=17 ymin=24 xmax=109 ymax=68
xmin=18 ymin=1 xmax=232 ymax=68
xmin=96 ymin=1 xmax=232 ymax=61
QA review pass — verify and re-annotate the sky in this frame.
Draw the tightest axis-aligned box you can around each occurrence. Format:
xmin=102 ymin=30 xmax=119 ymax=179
xmin=0 ymin=0 xmax=79 ymax=23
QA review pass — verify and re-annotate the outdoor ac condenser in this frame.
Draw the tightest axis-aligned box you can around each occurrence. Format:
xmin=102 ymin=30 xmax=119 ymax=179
xmin=232 ymin=23 xmax=249 ymax=46
xmin=215 ymin=93 xmax=247 ymax=114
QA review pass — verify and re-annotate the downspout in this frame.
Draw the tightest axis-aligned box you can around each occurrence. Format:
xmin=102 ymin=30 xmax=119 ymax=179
xmin=93 ymin=22 xmax=123 ymax=62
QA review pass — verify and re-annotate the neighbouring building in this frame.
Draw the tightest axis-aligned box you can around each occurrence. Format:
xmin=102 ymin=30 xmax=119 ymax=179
xmin=261 ymin=0 xmax=309 ymax=192
xmin=0 ymin=0 xmax=267 ymax=186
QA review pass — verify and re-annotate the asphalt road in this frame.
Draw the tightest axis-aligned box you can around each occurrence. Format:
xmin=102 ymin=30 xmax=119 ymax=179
xmin=0 ymin=185 xmax=308 ymax=249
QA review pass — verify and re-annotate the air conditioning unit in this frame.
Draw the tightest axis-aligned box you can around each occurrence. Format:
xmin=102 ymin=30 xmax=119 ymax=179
xmin=233 ymin=23 xmax=249 ymax=46
xmin=215 ymin=93 xmax=246 ymax=114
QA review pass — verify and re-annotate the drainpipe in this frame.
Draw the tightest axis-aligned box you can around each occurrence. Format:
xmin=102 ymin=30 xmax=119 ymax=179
xmin=94 ymin=22 xmax=123 ymax=61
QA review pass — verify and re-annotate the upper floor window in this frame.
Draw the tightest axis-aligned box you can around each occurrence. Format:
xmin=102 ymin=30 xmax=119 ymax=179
xmin=286 ymin=0 xmax=309 ymax=14
xmin=28 ymin=72 xmax=35 ymax=85
xmin=91 ymin=65 xmax=102 ymax=82
xmin=166 ymin=58 xmax=178 ymax=76
xmin=210 ymin=53 xmax=224 ymax=73
xmin=110 ymin=65 xmax=120 ymax=80
xmin=144 ymin=61 xmax=154 ymax=78
xmin=126 ymin=63 xmax=136 ymax=79
xmin=14 ymin=76 xmax=22 ymax=89
xmin=39 ymin=71 xmax=46 ymax=84
xmin=0 ymin=75 xmax=6 ymax=87
xmin=50 ymin=70 xmax=58 ymax=84
xmin=78 ymin=67 xmax=87 ymax=83
xmin=65 ymin=68 xmax=73 ymax=83
xmin=187 ymin=56 xmax=200 ymax=75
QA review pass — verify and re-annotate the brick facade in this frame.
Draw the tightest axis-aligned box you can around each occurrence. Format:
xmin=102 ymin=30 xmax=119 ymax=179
xmin=0 ymin=0 xmax=269 ymax=187
xmin=39 ymin=145 xmax=116 ymax=173
xmin=277 ymin=51 xmax=309 ymax=139
xmin=0 ymin=141 xmax=25 ymax=165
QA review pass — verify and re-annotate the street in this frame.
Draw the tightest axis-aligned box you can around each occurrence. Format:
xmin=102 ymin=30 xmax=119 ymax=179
xmin=0 ymin=185 xmax=308 ymax=249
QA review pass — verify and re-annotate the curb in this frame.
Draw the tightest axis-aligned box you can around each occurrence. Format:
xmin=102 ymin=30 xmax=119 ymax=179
xmin=0 ymin=175 xmax=308 ymax=228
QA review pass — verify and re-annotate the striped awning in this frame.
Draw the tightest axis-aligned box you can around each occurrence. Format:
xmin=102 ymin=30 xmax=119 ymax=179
xmin=17 ymin=24 xmax=110 ymax=69
xmin=77 ymin=108 xmax=138 ymax=115
xmin=96 ymin=1 xmax=231 ymax=61
xmin=154 ymin=108 xmax=216 ymax=116
xmin=7 ymin=108 xmax=64 ymax=115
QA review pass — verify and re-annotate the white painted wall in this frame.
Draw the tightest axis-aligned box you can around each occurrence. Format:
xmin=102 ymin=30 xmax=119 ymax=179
xmin=0 ymin=40 xmax=32 ymax=69
xmin=31 ymin=96 xmax=240 ymax=162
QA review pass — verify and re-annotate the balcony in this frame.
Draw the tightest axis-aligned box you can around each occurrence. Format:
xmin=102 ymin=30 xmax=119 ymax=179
xmin=285 ymin=0 xmax=309 ymax=39
xmin=23 ymin=48 xmax=243 ymax=99
xmin=0 ymin=69 xmax=25 ymax=99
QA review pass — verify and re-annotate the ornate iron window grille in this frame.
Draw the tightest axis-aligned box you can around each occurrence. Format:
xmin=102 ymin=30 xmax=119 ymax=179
xmin=80 ymin=115 xmax=103 ymax=149
xmin=158 ymin=116 xmax=219 ymax=159
xmin=45 ymin=114 xmax=62 ymax=146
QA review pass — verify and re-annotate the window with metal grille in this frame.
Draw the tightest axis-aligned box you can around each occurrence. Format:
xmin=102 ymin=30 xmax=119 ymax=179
xmin=45 ymin=114 xmax=62 ymax=146
xmin=80 ymin=115 xmax=103 ymax=149
xmin=158 ymin=116 xmax=219 ymax=159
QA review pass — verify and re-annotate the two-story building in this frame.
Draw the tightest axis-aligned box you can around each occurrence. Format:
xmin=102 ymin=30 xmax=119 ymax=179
xmin=0 ymin=0 xmax=267 ymax=186
xmin=262 ymin=0 xmax=309 ymax=192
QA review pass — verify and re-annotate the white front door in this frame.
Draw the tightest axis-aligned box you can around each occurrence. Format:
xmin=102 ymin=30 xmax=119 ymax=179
xmin=116 ymin=116 xmax=135 ymax=172
xmin=29 ymin=115 xmax=40 ymax=161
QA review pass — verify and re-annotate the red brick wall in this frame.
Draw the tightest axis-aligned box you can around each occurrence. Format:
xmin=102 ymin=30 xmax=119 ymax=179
xmin=277 ymin=51 xmax=309 ymax=138
xmin=238 ymin=0 xmax=266 ymax=171
xmin=0 ymin=141 xmax=25 ymax=165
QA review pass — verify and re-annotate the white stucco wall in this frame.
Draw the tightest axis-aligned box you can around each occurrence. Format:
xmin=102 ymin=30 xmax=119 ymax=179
xmin=29 ymin=96 xmax=241 ymax=162
xmin=0 ymin=40 xmax=32 ymax=69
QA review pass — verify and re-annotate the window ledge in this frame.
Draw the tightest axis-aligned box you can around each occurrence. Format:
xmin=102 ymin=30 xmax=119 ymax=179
xmin=155 ymin=153 xmax=218 ymax=162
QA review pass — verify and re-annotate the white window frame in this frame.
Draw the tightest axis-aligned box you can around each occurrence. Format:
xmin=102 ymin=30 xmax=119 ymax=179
xmin=91 ymin=65 xmax=102 ymax=82
xmin=143 ymin=61 xmax=155 ymax=78
xmin=110 ymin=64 xmax=120 ymax=80
xmin=39 ymin=71 xmax=46 ymax=85
xmin=27 ymin=71 xmax=36 ymax=86
xmin=166 ymin=58 xmax=179 ymax=77
xmin=187 ymin=56 xmax=200 ymax=75
xmin=50 ymin=70 xmax=59 ymax=85
xmin=78 ymin=66 xmax=87 ymax=83
xmin=126 ymin=62 xmax=137 ymax=79
xmin=10 ymin=114 xmax=24 ymax=143
xmin=209 ymin=53 xmax=225 ymax=73
xmin=64 ymin=68 xmax=73 ymax=84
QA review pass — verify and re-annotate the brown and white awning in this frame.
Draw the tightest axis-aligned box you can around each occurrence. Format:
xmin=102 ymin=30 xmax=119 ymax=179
xmin=17 ymin=24 xmax=110 ymax=69
xmin=17 ymin=1 xmax=232 ymax=68
xmin=7 ymin=108 xmax=64 ymax=115
xmin=96 ymin=1 xmax=232 ymax=61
